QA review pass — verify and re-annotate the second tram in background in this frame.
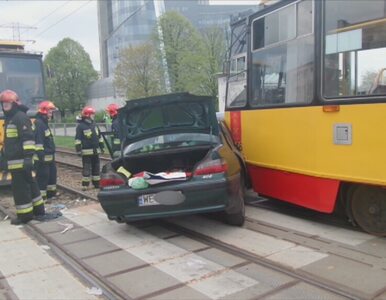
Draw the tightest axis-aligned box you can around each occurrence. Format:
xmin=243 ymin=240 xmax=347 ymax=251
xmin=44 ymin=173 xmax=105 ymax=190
xmin=224 ymin=0 xmax=386 ymax=236
xmin=0 ymin=40 xmax=46 ymax=184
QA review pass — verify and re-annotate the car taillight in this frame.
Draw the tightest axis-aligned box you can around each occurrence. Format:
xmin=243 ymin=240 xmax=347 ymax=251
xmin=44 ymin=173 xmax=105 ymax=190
xmin=100 ymin=172 xmax=126 ymax=188
xmin=194 ymin=158 xmax=227 ymax=176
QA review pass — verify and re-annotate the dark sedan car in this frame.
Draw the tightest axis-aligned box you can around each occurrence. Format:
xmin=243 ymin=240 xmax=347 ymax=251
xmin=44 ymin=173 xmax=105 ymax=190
xmin=98 ymin=93 xmax=248 ymax=226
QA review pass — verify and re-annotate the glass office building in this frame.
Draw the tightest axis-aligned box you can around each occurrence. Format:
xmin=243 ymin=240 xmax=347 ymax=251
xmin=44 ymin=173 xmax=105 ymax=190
xmin=98 ymin=0 xmax=257 ymax=77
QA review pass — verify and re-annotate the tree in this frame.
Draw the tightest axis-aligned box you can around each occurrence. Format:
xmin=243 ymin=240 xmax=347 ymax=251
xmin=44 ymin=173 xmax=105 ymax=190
xmin=154 ymin=11 xmax=206 ymax=94
xmin=44 ymin=38 xmax=98 ymax=114
xmin=114 ymin=43 xmax=164 ymax=100
xmin=200 ymin=26 xmax=227 ymax=99
xmin=359 ymin=70 xmax=379 ymax=94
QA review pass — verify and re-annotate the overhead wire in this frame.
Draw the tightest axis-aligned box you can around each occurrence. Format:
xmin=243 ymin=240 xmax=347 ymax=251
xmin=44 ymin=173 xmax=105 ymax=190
xmin=23 ymin=0 xmax=72 ymax=34
xmin=35 ymin=0 xmax=92 ymax=38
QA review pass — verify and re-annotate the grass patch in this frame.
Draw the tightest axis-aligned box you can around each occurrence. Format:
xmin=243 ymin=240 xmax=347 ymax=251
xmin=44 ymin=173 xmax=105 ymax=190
xmin=54 ymin=136 xmax=74 ymax=149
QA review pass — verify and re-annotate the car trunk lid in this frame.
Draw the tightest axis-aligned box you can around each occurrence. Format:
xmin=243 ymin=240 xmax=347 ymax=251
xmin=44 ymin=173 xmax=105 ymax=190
xmin=119 ymin=93 xmax=219 ymax=148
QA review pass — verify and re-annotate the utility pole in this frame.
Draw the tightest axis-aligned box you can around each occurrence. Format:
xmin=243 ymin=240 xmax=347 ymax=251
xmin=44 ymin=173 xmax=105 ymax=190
xmin=0 ymin=23 xmax=36 ymax=43
xmin=154 ymin=0 xmax=171 ymax=93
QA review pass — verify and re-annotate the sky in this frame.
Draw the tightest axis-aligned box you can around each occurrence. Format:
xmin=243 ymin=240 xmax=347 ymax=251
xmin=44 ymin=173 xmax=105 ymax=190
xmin=0 ymin=0 xmax=261 ymax=72
xmin=0 ymin=1 xmax=100 ymax=70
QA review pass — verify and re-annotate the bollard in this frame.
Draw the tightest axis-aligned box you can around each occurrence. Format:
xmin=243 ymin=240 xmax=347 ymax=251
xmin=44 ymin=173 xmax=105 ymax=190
xmin=64 ymin=123 xmax=67 ymax=136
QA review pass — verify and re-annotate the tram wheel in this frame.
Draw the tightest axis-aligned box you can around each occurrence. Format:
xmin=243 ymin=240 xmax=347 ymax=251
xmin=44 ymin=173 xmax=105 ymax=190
xmin=351 ymin=185 xmax=386 ymax=236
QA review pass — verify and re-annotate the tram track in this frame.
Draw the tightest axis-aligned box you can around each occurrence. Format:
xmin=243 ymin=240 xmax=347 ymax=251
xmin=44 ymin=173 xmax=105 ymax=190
xmin=0 ymin=149 xmax=380 ymax=298
xmin=55 ymin=148 xmax=359 ymax=231
xmin=0 ymin=194 xmax=125 ymax=300
xmin=1 ymin=182 xmax=359 ymax=299
xmin=53 ymin=149 xmax=369 ymax=299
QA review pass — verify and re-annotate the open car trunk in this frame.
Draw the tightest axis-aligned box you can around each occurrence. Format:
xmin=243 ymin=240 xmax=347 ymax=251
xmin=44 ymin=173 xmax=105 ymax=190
xmin=110 ymin=145 xmax=213 ymax=178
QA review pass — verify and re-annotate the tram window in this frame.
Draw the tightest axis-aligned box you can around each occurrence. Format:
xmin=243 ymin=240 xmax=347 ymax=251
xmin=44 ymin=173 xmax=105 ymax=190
xmin=297 ymin=0 xmax=313 ymax=36
xmin=250 ymin=0 xmax=314 ymax=106
xmin=323 ymin=0 xmax=386 ymax=98
xmin=252 ymin=4 xmax=296 ymax=50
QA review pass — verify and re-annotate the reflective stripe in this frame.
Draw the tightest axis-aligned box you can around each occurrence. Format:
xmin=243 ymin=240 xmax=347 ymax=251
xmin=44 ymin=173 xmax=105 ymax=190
xmin=81 ymin=149 xmax=94 ymax=155
xmin=6 ymin=128 xmax=18 ymax=138
xmin=44 ymin=155 xmax=54 ymax=162
xmin=45 ymin=129 xmax=51 ymax=137
xmin=23 ymin=145 xmax=35 ymax=151
xmin=33 ymin=154 xmax=39 ymax=161
xmin=40 ymin=190 xmax=47 ymax=197
xmin=33 ymin=199 xmax=44 ymax=207
xmin=32 ymin=195 xmax=43 ymax=204
xmin=7 ymin=124 xmax=16 ymax=129
xmin=75 ymin=139 xmax=81 ymax=145
xmin=113 ymin=138 xmax=120 ymax=145
xmin=23 ymin=140 xmax=36 ymax=151
xmin=35 ymin=144 xmax=44 ymax=151
xmin=7 ymin=159 xmax=24 ymax=170
xmin=47 ymin=185 xmax=56 ymax=191
xmin=83 ymin=129 xmax=92 ymax=138
xmin=82 ymin=177 xmax=91 ymax=182
xmin=16 ymin=203 xmax=33 ymax=214
xmin=92 ymin=176 xmax=100 ymax=181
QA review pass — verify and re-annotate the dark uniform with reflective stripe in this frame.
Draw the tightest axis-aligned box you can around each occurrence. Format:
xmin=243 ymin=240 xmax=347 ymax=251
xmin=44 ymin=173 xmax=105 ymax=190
xmin=111 ymin=116 xmax=121 ymax=157
xmin=3 ymin=106 xmax=44 ymax=222
xmin=34 ymin=113 xmax=57 ymax=199
xmin=75 ymin=118 xmax=104 ymax=187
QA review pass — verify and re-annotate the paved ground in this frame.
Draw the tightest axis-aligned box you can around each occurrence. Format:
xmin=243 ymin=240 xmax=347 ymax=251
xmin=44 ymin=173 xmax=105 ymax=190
xmin=0 ymin=218 xmax=99 ymax=300
xmin=1 ymin=198 xmax=386 ymax=300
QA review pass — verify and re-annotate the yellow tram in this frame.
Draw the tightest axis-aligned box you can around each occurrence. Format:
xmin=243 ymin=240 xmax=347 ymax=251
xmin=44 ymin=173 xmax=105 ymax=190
xmin=224 ymin=0 xmax=386 ymax=235
xmin=0 ymin=40 xmax=45 ymax=184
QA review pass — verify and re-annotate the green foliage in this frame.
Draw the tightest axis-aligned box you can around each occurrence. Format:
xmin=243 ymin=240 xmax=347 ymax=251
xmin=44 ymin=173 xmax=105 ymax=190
xmin=44 ymin=38 xmax=98 ymax=113
xmin=200 ymin=26 xmax=227 ymax=99
xmin=54 ymin=136 xmax=75 ymax=149
xmin=114 ymin=43 xmax=164 ymax=100
xmin=153 ymin=11 xmax=206 ymax=94
xmin=61 ymin=114 xmax=77 ymax=123
xmin=94 ymin=111 xmax=105 ymax=123
xmin=153 ymin=12 xmax=226 ymax=103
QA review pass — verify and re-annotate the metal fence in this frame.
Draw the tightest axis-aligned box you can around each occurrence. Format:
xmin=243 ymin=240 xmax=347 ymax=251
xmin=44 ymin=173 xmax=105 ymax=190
xmin=49 ymin=123 xmax=109 ymax=137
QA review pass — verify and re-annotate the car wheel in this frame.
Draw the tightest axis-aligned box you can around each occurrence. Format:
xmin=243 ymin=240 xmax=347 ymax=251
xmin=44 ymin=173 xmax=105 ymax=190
xmin=224 ymin=176 xmax=245 ymax=226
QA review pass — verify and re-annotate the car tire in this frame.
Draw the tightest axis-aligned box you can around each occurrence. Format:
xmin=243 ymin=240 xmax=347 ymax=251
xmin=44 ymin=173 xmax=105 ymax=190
xmin=224 ymin=176 xmax=245 ymax=226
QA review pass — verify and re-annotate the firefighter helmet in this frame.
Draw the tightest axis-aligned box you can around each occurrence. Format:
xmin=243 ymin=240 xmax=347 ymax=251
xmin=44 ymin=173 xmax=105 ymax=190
xmin=38 ymin=101 xmax=57 ymax=115
xmin=0 ymin=90 xmax=19 ymax=103
xmin=106 ymin=103 xmax=119 ymax=117
xmin=81 ymin=106 xmax=96 ymax=118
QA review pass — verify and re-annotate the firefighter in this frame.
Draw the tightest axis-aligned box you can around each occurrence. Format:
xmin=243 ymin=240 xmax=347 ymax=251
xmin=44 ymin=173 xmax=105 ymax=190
xmin=34 ymin=101 xmax=58 ymax=200
xmin=0 ymin=90 xmax=60 ymax=224
xmin=105 ymin=103 xmax=121 ymax=157
xmin=75 ymin=106 xmax=104 ymax=189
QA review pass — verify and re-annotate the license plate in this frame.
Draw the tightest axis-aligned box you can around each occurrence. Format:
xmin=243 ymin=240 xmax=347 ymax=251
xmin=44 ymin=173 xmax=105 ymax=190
xmin=138 ymin=194 xmax=159 ymax=206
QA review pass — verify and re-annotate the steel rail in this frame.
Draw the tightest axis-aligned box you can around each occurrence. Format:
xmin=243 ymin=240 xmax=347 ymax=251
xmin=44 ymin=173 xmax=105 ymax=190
xmin=54 ymin=149 xmax=365 ymax=298
xmin=160 ymin=221 xmax=361 ymax=300
xmin=0 ymin=202 xmax=124 ymax=300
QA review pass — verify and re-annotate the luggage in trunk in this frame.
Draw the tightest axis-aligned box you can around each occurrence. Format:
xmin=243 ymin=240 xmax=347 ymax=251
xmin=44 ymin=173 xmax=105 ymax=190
xmin=110 ymin=145 xmax=212 ymax=176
